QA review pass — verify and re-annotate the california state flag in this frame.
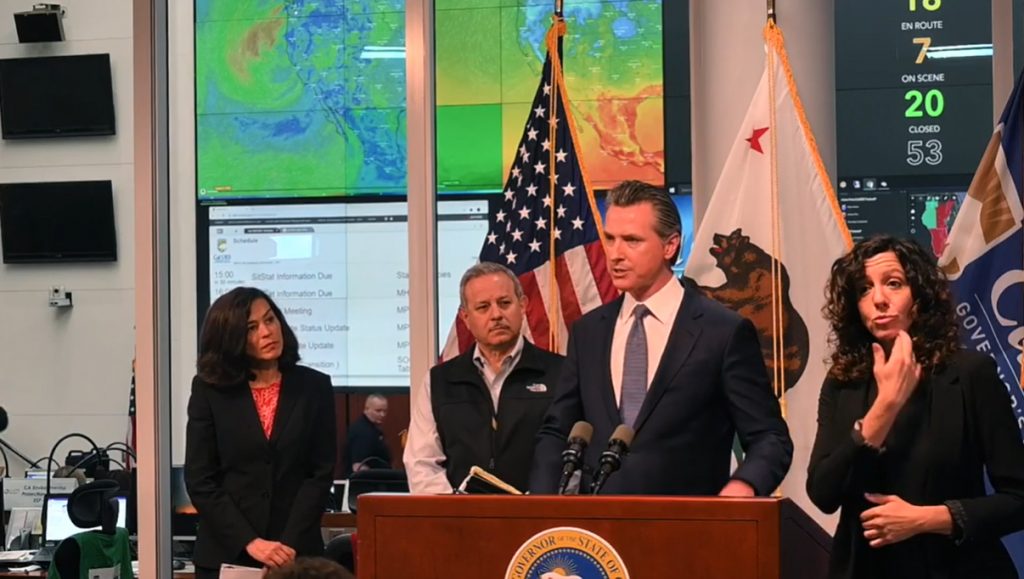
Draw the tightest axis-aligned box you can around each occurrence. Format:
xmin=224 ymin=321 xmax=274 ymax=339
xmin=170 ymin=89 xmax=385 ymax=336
xmin=684 ymin=22 xmax=852 ymax=533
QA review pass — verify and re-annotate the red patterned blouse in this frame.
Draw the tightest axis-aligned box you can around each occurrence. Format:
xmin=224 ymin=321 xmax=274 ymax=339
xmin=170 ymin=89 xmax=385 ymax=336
xmin=250 ymin=382 xmax=281 ymax=439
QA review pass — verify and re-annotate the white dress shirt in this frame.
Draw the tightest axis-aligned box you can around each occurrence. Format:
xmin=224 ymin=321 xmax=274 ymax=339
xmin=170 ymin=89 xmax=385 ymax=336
xmin=403 ymin=335 xmax=525 ymax=495
xmin=610 ymin=277 xmax=684 ymax=405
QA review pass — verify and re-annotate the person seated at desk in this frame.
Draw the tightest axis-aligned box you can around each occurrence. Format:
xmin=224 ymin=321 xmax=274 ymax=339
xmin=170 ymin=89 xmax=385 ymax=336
xmin=343 ymin=394 xmax=391 ymax=475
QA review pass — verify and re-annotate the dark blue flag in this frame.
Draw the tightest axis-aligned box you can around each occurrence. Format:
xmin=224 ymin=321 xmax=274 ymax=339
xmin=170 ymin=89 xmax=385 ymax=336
xmin=940 ymin=69 xmax=1024 ymax=572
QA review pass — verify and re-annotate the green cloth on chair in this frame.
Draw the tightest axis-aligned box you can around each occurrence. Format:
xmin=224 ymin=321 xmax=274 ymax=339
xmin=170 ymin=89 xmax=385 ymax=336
xmin=47 ymin=528 xmax=133 ymax=579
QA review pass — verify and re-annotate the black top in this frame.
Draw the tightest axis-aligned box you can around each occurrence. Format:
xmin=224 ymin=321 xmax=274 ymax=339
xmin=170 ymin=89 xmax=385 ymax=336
xmin=807 ymin=350 xmax=1024 ymax=579
xmin=184 ymin=365 xmax=337 ymax=570
xmin=343 ymin=414 xmax=392 ymax=476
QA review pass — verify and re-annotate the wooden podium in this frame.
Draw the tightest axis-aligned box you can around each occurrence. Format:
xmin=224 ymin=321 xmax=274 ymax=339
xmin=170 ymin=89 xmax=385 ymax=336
xmin=356 ymin=495 xmax=830 ymax=578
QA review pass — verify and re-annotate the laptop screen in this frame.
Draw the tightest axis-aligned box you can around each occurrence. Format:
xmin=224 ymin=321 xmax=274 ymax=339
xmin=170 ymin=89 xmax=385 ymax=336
xmin=44 ymin=495 xmax=128 ymax=543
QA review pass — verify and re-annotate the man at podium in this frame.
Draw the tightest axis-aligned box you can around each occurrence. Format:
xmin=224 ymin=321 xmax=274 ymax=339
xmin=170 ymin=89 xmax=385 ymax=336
xmin=530 ymin=181 xmax=792 ymax=496
xmin=404 ymin=263 xmax=564 ymax=494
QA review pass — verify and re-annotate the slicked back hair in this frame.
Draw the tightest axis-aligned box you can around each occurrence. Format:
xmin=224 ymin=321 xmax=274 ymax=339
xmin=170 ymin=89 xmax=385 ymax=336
xmin=606 ymin=180 xmax=682 ymax=262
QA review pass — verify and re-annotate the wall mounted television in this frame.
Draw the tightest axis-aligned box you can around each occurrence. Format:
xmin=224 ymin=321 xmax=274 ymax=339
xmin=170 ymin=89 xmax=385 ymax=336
xmin=0 ymin=53 xmax=116 ymax=139
xmin=0 ymin=180 xmax=117 ymax=263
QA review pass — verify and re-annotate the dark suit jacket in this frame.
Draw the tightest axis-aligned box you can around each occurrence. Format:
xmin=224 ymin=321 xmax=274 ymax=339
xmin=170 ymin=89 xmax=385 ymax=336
xmin=807 ymin=350 xmax=1024 ymax=579
xmin=529 ymin=284 xmax=792 ymax=495
xmin=184 ymin=365 xmax=337 ymax=569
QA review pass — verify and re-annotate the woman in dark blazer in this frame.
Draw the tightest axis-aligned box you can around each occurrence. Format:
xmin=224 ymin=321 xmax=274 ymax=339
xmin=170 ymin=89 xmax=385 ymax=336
xmin=185 ymin=287 xmax=337 ymax=578
xmin=807 ymin=236 xmax=1024 ymax=579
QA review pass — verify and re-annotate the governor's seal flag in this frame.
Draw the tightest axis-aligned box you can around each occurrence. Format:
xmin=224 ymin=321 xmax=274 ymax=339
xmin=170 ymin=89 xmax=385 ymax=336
xmin=505 ymin=527 xmax=629 ymax=579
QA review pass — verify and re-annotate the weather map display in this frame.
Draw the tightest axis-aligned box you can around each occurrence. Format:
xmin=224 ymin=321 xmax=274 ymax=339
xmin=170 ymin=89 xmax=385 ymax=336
xmin=195 ymin=1 xmax=689 ymax=200
xmin=436 ymin=0 xmax=689 ymax=193
xmin=835 ymin=0 xmax=990 ymax=254
xmin=195 ymin=0 xmax=407 ymax=200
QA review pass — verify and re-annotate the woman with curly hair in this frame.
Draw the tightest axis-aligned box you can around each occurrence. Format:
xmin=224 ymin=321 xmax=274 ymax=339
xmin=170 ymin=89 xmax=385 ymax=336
xmin=807 ymin=235 xmax=1024 ymax=579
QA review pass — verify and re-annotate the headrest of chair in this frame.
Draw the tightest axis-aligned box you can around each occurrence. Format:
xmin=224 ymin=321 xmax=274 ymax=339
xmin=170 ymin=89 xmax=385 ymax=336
xmin=347 ymin=469 xmax=408 ymax=512
xmin=349 ymin=468 xmax=407 ymax=482
xmin=68 ymin=479 xmax=120 ymax=530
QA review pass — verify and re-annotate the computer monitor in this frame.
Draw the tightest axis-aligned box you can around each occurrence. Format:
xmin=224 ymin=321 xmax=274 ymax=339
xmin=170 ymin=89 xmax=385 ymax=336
xmin=202 ymin=198 xmax=490 ymax=388
xmin=331 ymin=480 xmax=350 ymax=514
xmin=0 ymin=54 xmax=116 ymax=139
xmin=0 ymin=180 xmax=118 ymax=263
xmin=346 ymin=470 xmax=408 ymax=514
xmin=42 ymin=494 xmax=128 ymax=544
xmin=170 ymin=465 xmax=197 ymax=540
xmin=5 ymin=507 xmax=40 ymax=549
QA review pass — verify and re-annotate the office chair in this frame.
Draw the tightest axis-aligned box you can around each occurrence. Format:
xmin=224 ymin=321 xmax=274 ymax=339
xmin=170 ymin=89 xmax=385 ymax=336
xmin=50 ymin=480 xmax=132 ymax=579
xmin=354 ymin=456 xmax=390 ymax=470
xmin=346 ymin=469 xmax=408 ymax=514
xmin=324 ymin=533 xmax=357 ymax=574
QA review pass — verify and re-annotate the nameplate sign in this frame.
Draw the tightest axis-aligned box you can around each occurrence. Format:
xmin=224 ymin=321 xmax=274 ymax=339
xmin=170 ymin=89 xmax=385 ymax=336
xmin=2 ymin=478 xmax=78 ymax=509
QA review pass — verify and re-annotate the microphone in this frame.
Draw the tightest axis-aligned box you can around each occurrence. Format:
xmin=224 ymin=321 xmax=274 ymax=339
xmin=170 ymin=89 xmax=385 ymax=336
xmin=557 ymin=421 xmax=593 ymax=495
xmin=589 ymin=424 xmax=635 ymax=495
xmin=0 ymin=407 xmax=7 ymax=433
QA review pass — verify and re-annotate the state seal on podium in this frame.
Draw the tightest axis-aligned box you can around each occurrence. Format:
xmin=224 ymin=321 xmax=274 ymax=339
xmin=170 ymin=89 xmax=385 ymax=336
xmin=505 ymin=527 xmax=629 ymax=579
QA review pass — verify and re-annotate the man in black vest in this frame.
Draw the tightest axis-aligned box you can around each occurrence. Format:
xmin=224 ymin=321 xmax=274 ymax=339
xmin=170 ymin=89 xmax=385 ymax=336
xmin=403 ymin=262 xmax=564 ymax=494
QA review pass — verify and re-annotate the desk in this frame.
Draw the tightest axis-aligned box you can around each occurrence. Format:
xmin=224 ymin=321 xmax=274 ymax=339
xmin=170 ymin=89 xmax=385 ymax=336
xmin=0 ymin=513 xmax=354 ymax=578
xmin=322 ymin=512 xmax=357 ymax=528
xmin=0 ymin=569 xmax=193 ymax=573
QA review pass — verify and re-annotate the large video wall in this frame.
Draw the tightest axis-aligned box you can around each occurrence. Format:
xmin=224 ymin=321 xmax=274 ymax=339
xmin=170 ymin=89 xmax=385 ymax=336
xmin=194 ymin=0 xmax=690 ymax=387
xmin=835 ymin=0 xmax=992 ymax=257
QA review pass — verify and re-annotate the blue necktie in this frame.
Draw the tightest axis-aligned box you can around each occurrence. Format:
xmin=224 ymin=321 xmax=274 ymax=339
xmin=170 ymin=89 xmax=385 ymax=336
xmin=620 ymin=304 xmax=650 ymax=427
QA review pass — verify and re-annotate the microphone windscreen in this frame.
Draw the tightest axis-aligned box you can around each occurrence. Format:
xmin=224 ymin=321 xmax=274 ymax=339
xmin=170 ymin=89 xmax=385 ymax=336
xmin=610 ymin=424 xmax=635 ymax=448
xmin=0 ymin=406 xmax=7 ymax=433
xmin=568 ymin=421 xmax=593 ymax=444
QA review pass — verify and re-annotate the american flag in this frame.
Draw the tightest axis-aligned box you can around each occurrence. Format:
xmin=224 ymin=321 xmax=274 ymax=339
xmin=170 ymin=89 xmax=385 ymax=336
xmin=441 ymin=18 xmax=617 ymax=358
xmin=125 ymin=357 xmax=136 ymax=468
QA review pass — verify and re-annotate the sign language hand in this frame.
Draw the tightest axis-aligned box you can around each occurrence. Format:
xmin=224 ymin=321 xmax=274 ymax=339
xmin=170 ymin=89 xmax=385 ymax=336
xmin=872 ymin=331 xmax=921 ymax=409
xmin=245 ymin=538 xmax=296 ymax=568
xmin=860 ymin=494 xmax=925 ymax=548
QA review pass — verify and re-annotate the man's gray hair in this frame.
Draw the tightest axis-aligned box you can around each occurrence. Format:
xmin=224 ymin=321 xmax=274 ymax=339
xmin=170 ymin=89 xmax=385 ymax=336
xmin=459 ymin=262 xmax=525 ymax=308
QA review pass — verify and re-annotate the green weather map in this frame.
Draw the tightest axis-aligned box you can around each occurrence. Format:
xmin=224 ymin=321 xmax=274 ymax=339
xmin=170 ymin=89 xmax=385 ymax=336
xmin=196 ymin=1 xmax=664 ymax=200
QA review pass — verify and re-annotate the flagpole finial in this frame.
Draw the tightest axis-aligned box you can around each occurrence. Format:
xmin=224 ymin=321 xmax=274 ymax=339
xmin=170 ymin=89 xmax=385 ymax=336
xmin=767 ymin=0 xmax=776 ymax=23
xmin=555 ymin=0 xmax=563 ymax=17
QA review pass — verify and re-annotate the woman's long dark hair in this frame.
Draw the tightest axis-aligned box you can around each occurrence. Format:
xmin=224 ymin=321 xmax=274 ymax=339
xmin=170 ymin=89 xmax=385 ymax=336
xmin=197 ymin=287 xmax=300 ymax=385
xmin=823 ymin=236 xmax=959 ymax=381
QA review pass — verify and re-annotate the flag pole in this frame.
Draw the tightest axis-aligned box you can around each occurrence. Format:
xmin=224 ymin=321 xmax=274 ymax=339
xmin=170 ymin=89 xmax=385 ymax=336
xmin=546 ymin=11 xmax=566 ymax=351
xmin=765 ymin=22 xmax=786 ymax=412
xmin=765 ymin=18 xmax=785 ymax=498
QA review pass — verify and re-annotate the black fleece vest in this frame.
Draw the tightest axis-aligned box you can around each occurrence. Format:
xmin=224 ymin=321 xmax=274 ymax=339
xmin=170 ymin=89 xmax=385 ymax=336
xmin=430 ymin=340 xmax=563 ymax=491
